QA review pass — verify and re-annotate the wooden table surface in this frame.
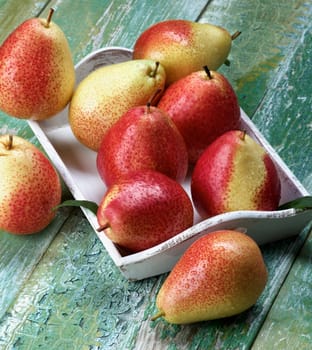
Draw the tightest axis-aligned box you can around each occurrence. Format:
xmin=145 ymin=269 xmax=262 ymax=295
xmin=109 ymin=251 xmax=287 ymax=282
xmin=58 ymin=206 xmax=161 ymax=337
xmin=1 ymin=1 xmax=312 ymax=349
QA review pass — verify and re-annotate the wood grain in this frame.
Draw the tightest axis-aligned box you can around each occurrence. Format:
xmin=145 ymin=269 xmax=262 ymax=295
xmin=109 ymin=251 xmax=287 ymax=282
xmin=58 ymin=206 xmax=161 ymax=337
xmin=0 ymin=0 xmax=49 ymax=43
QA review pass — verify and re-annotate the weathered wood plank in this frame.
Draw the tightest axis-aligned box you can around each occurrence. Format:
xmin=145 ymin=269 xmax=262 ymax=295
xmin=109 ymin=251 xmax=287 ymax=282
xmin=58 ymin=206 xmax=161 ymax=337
xmin=0 ymin=0 xmax=50 ymax=43
xmin=201 ymin=0 xmax=312 ymax=119
xmin=251 ymin=6 xmax=312 ymax=347
xmin=0 ymin=207 xmax=72 ymax=320
xmin=202 ymin=1 xmax=312 ymax=349
xmin=251 ymin=14 xmax=312 ymax=189
xmin=0 ymin=210 xmax=163 ymax=349
xmin=39 ymin=0 xmax=209 ymax=63
xmin=252 ymin=228 xmax=312 ymax=350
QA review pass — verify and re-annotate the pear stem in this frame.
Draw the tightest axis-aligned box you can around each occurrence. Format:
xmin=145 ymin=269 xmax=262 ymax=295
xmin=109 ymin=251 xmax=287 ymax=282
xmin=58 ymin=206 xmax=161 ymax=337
xmin=150 ymin=61 xmax=160 ymax=78
xmin=203 ymin=65 xmax=212 ymax=79
xmin=96 ymin=222 xmax=110 ymax=232
xmin=148 ymin=88 xmax=162 ymax=106
xmin=239 ymin=130 xmax=247 ymax=141
xmin=150 ymin=311 xmax=165 ymax=321
xmin=46 ymin=8 xmax=55 ymax=27
xmin=6 ymin=135 xmax=13 ymax=150
xmin=146 ymin=102 xmax=151 ymax=114
xmin=231 ymin=31 xmax=241 ymax=41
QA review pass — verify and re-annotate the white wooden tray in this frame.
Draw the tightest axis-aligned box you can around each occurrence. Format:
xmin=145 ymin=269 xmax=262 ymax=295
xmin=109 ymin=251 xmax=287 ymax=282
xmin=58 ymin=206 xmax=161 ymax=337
xmin=28 ymin=47 xmax=311 ymax=280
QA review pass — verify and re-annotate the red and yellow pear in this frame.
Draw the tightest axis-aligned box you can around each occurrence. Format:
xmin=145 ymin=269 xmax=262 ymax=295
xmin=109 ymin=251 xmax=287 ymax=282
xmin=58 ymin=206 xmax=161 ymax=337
xmin=97 ymin=170 xmax=194 ymax=252
xmin=133 ymin=19 xmax=240 ymax=85
xmin=158 ymin=67 xmax=241 ymax=164
xmin=69 ymin=60 xmax=166 ymax=151
xmin=0 ymin=8 xmax=75 ymax=120
xmin=0 ymin=135 xmax=62 ymax=234
xmin=96 ymin=103 xmax=188 ymax=187
xmin=191 ymin=130 xmax=281 ymax=219
xmin=152 ymin=230 xmax=268 ymax=324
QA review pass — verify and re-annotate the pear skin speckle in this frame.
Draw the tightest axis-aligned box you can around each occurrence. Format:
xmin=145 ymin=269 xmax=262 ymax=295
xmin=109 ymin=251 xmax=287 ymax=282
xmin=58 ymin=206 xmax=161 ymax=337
xmin=96 ymin=105 xmax=188 ymax=187
xmin=191 ymin=130 xmax=281 ymax=218
xmin=0 ymin=135 xmax=62 ymax=234
xmin=69 ymin=60 xmax=166 ymax=151
xmin=158 ymin=69 xmax=241 ymax=164
xmin=97 ymin=170 xmax=194 ymax=252
xmin=133 ymin=20 xmax=232 ymax=85
xmin=0 ymin=17 xmax=75 ymax=120
xmin=154 ymin=230 xmax=268 ymax=324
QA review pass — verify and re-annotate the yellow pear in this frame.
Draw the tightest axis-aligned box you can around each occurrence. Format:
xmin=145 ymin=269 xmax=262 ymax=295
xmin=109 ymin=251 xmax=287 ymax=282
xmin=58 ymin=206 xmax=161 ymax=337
xmin=133 ymin=19 xmax=240 ymax=85
xmin=69 ymin=59 xmax=166 ymax=151
xmin=0 ymin=135 xmax=62 ymax=234
xmin=152 ymin=230 xmax=268 ymax=324
xmin=191 ymin=130 xmax=281 ymax=219
xmin=0 ymin=8 xmax=75 ymax=120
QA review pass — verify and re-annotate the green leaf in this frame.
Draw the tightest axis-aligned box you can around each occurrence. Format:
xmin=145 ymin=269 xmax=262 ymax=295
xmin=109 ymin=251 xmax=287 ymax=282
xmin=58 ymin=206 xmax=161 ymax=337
xmin=224 ymin=58 xmax=231 ymax=66
xmin=54 ymin=199 xmax=99 ymax=215
xmin=278 ymin=196 xmax=312 ymax=210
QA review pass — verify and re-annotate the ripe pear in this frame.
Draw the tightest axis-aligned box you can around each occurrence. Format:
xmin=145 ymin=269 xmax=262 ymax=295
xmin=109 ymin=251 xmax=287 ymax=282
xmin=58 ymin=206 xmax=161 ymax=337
xmin=158 ymin=67 xmax=241 ymax=164
xmin=97 ymin=170 xmax=194 ymax=252
xmin=191 ymin=130 xmax=281 ymax=219
xmin=0 ymin=135 xmax=62 ymax=234
xmin=69 ymin=59 xmax=166 ymax=151
xmin=133 ymin=19 xmax=240 ymax=85
xmin=152 ymin=230 xmax=268 ymax=324
xmin=96 ymin=103 xmax=188 ymax=187
xmin=0 ymin=8 xmax=75 ymax=120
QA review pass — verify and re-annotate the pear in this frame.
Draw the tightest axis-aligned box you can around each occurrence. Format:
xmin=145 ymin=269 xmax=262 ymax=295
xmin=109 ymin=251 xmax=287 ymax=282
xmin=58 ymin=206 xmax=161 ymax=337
xmin=152 ymin=230 xmax=268 ymax=324
xmin=133 ymin=19 xmax=240 ymax=85
xmin=0 ymin=8 xmax=75 ymax=120
xmin=158 ymin=66 xmax=241 ymax=164
xmin=191 ymin=130 xmax=281 ymax=219
xmin=97 ymin=170 xmax=194 ymax=252
xmin=0 ymin=135 xmax=62 ymax=234
xmin=96 ymin=103 xmax=188 ymax=187
xmin=69 ymin=59 xmax=166 ymax=151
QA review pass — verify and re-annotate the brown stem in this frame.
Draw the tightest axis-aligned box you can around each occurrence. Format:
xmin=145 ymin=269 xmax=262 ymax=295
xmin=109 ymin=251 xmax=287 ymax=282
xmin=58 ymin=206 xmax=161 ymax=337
xmin=150 ymin=311 xmax=165 ymax=321
xmin=6 ymin=135 xmax=13 ymax=150
xmin=148 ymin=88 xmax=162 ymax=106
xmin=150 ymin=61 xmax=160 ymax=78
xmin=96 ymin=222 xmax=110 ymax=232
xmin=203 ymin=65 xmax=212 ymax=79
xmin=46 ymin=8 xmax=55 ymax=27
xmin=239 ymin=130 xmax=247 ymax=141
xmin=146 ymin=102 xmax=151 ymax=114
xmin=231 ymin=31 xmax=241 ymax=40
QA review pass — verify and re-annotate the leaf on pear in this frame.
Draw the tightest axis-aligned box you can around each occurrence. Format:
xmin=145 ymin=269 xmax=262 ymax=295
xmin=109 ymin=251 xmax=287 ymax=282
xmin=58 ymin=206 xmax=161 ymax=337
xmin=278 ymin=196 xmax=312 ymax=210
xmin=54 ymin=199 xmax=98 ymax=215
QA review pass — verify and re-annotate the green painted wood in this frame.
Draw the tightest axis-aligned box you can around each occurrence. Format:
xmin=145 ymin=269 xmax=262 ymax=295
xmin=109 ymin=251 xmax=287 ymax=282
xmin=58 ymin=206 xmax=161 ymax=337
xmin=252 ymin=226 xmax=312 ymax=350
xmin=251 ymin=12 xmax=312 ymax=190
xmin=0 ymin=211 xmax=163 ymax=349
xmin=0 ymin=0 xmax=50 ymax=43
xmin=0 ymin=207 xmax=72 ymax=320
xmin=253 ymin=226 xmax=312 ymax=350
xmin=38 ymin=0 xmax=209 ymax=63
xmin=201 ymin=0 xmax=312 ymax=118
xmin=202 ymin=1 xmax=312 ymax=349
xmin=0 ymin=0 xmax=311 ymax=349
xmin=250 ymin=5 xmax=312 ymax=347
